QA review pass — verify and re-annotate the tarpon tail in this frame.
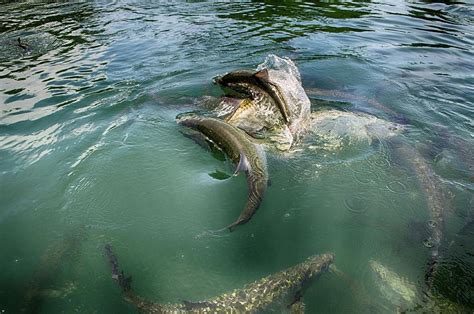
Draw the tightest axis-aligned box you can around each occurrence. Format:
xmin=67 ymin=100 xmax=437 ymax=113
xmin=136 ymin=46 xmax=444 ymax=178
xmin=104 ymin=244 xmax=132 ymax=292
xmin=228 ymin=166 xmax=267 ymax=232
xmin=177 ymin=116 xmax=268 ymax=233
xmin=197 ymin=173 xmax=266 ymax=234
xmin=104 ymin=245 xmax=160 ymax=312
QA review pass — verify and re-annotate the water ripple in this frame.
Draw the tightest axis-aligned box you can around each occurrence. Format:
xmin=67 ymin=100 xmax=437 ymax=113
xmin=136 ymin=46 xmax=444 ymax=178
xmin=0 ymin=1 xmax=473 ymax=311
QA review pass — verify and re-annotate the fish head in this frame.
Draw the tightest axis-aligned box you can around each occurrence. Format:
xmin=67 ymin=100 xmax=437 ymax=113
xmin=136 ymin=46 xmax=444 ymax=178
xmin=212 ymin=70 xmax=290 ymax=145
xmin=213 ymin=69 xmax=289 ymax=119
xmin=369 ymin=259 xmax=417 ymax=307
xmin=213 ymin=69 xmax=258 ymax=84
xmin=302 ymin=253 xmax=335 ymax=280
xmin=213 ymin=55 xmax=311 ymax=147
xmin=369 ymin=259 xmax=385 ymax=277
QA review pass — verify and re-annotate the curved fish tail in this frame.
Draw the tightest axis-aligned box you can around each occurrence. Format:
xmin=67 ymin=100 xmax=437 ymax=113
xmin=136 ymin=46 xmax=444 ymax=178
xmin=194 ymin=226 xmax=233 ymax=239
xmin=227 ymin=218 xmax=248 ymax=232
xmin=196 ymin=219 xmax=245 ymax=237
xmin=194 ymin=218 xmax=248 ymax=240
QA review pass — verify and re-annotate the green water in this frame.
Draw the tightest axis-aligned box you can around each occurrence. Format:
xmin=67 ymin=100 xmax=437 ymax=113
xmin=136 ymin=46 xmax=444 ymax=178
xmin=0 ymin=1 xmax=473 ymax=313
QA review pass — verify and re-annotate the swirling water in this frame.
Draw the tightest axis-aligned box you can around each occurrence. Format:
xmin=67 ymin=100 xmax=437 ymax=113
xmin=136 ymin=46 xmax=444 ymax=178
xmin=0 ymin=1 xmax=473 ymax=312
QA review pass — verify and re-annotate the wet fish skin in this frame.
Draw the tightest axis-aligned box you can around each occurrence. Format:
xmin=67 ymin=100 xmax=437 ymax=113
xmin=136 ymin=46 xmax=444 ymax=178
xmin=214 ymin=69 xmax=291 ymax=124
xmin=177 ymin=114 xmax=268 ymax=231
xmin=104 ymin=244 xmax=132 ymax=291
xmin=104 ymin=244 xmax=334 ymax=313
xmin=388 ymin=140 xmax=447 ymax=288
xmin=369 ymin=260 xmax=417 ymax=306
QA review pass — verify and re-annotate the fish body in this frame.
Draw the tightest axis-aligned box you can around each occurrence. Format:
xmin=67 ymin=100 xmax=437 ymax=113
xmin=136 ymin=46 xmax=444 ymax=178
xmin=213 ymin=94 xmax=294 ymax=151
xmin=408 ymin=148 xmax=446 ymax=287
xmin=177 ymin=114 xmax=268 ymax=231
xmin=310 ymin=110 xmax=404 ymax=143
xmin=369 ymin=260 xmax=474 ymax=312
xmin=182 ymin=253 xmax=334 ymax=313
xmin=369 ymin=260 xmax=417 ymax=307
xmin=389 ymin=141 xmax=446 ymax=286
xmin=105 ymin=245 xmax=334 ymax=313
xmin=22 ymin=228 xmax=85 ymax=313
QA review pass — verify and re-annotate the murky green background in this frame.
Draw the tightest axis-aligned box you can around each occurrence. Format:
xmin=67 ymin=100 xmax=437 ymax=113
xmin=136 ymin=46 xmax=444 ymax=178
xmin=0 ymin=1 xmax=473 ymax=313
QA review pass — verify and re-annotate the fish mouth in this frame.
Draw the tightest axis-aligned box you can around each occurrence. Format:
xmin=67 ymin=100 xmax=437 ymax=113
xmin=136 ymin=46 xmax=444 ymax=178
xmin=213 ymin=69 xmax=290 ymax=123
xmin=212 ymin=70 xmax=257 ymax=98
xmin=306 ymin=253 xmax=335 ymax=276
xmin=212 ymin=70 xmax=254 ymax=86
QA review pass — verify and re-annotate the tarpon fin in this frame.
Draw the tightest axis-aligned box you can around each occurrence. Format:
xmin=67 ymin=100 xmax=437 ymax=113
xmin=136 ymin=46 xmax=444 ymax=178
xmin=288 ymin=290 xmax=305 ymax=313
xmin=234 ymin=153 xmax=250 ymax=175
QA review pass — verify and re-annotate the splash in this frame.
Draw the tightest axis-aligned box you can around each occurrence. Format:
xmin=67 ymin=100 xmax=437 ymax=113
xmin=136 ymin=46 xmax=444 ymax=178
xmin=257 ymin=54 xmax=311 ymax=138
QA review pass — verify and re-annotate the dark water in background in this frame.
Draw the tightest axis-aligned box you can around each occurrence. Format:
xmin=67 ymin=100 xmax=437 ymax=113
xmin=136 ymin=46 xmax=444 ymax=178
xmin=0 ymin=1 xmax=473 ymax=312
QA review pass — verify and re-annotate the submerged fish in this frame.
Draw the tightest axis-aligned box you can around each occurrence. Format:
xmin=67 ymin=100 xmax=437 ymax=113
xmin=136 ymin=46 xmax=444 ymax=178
xmin=177 ymin=114 xmax=268 ymax=231
xmin=389 ymin=141 xmax=447 ymax=287
xmin=21 ymin=227 xmax=84 ymax=313
xmin=305 ymin=87 xmax=403 ymax=121
xmin=369 ymin=259 xmax=417 ymax=307
xmin=308 ymin=109 xmax=404 ymax=152
xmin=105 ymin=244 xmax=334 ymax=313
xmin=369 ymin=259 xmax=473 ymax=312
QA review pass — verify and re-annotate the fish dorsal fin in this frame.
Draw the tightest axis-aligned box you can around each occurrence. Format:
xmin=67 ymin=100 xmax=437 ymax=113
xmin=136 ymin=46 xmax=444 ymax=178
xmin=254 ymin=68 xmax=269 ymax=81
xmin=234 ymin=153 xmax=250 ymax=175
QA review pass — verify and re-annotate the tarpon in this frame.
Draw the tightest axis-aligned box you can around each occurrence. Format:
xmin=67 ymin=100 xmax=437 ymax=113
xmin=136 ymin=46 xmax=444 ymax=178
xmin=104 ymin=244 xmax=334 ymax=313
xmin=21 ymin=227 xmax=84 ymax=313
xmin=369 ymin=259 xmax=417 ymax=307
xmin=177 ymin=114 xmax=268 ymax=231
xmin=207 ymin=56 xmax=313 ymax=151
xmin=389 ymin=141 xmax=447 ymax=288
xmin=212 ymin=93 xmax=295 ymax=151
xmin=214 ymin=69 xmax=291 ymax=124
xmin=369 ymin=259 xmax=473 ymax=312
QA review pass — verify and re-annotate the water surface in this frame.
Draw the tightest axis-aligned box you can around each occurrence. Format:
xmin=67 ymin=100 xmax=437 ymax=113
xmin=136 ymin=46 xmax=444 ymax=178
xmin=0 ymin=1 xmax=473 ymax=312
